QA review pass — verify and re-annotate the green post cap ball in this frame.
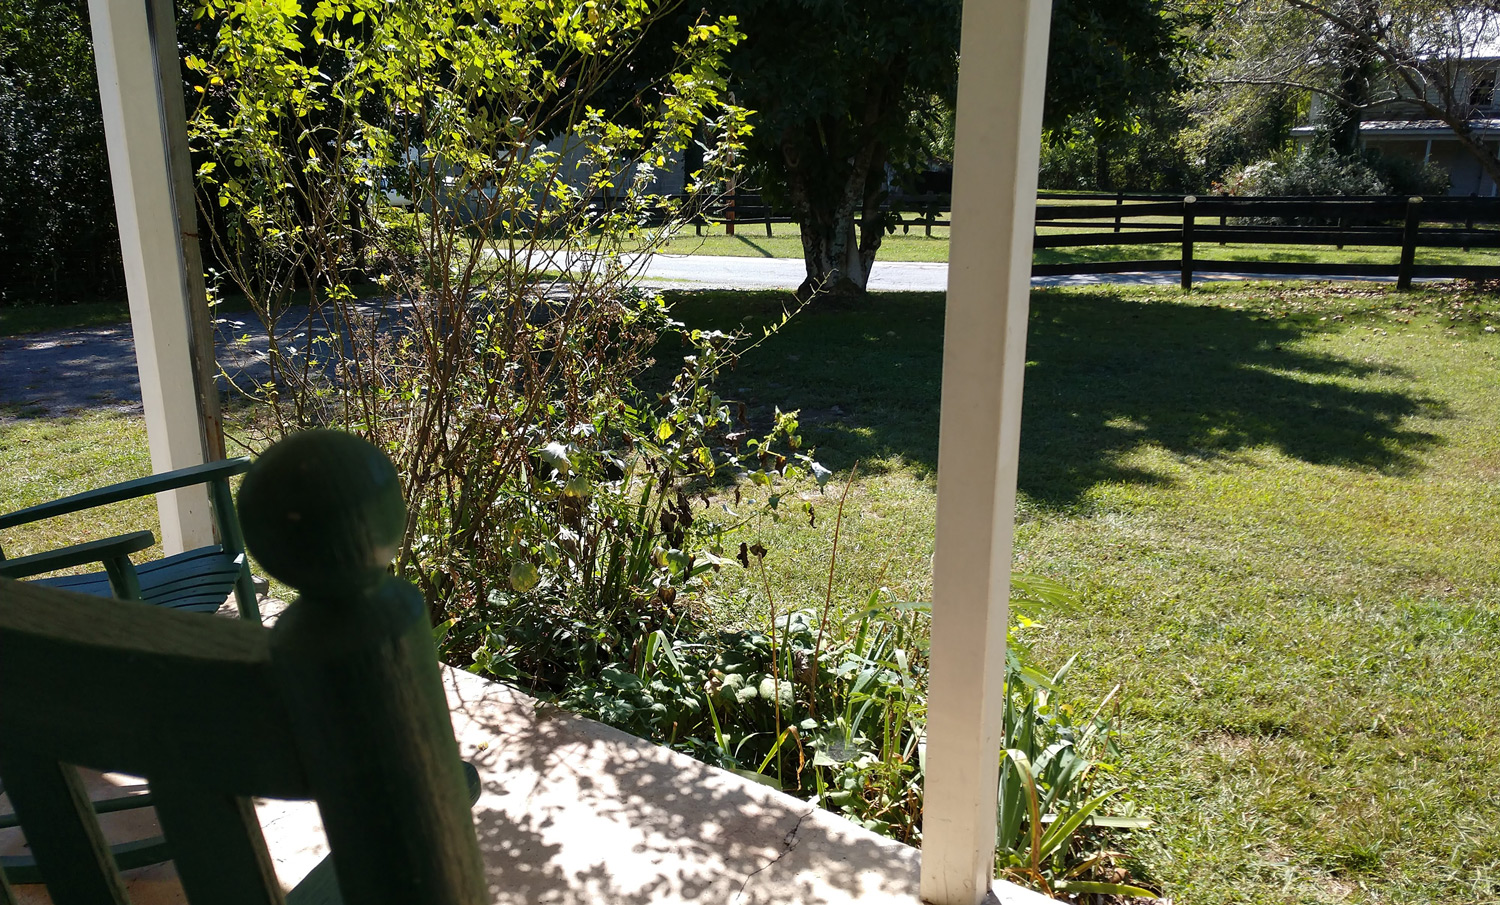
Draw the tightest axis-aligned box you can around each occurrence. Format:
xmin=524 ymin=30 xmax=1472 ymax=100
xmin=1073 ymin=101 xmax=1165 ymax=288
xmin=238 ymin=430 xmax=407 ymax=598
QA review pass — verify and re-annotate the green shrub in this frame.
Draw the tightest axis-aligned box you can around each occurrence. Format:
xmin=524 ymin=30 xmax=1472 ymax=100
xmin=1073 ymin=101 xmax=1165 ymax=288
xmin=1224 ymin=145 xmax=1448 ymax=198
xmin=190 ymin=0 xmax=751 ymax=614
xmin=998 ymin=581 xmax=1156 ymax=898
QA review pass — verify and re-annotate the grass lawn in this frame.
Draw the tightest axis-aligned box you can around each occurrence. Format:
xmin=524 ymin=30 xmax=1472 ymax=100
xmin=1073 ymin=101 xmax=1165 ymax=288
xmin=5 ymin=280 xmax=1500 ymax=903
xmin=0 ymin=301 xmax=132 ymax=336
xmin=660 ymin=220 xmax=1500 ymax=271
xmin=664 ymin=282 xmax=1500 ymax=905
xmin=0 ymin=411 xmax=159 ymax=562
xmin=659 ymin=227 xmax=953 ymax=262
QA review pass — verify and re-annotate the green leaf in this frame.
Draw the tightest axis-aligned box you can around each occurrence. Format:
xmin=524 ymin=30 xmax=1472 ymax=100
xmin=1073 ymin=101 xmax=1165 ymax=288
xmin=1036 ymin=789 xmax=1119 ymax=862
xmin=730 ymin=768 xmax=781 ymax=789
xmin=1053 ymin=880 xmax=1158 ymax=899
xmin=538 ymin=441 xmax=572 ymax=475
xmin=508 ymin=561 xmax=540 ymax=592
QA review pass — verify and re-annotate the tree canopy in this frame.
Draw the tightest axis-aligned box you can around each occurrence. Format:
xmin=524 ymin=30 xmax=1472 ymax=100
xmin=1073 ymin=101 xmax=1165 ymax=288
xmin=0 ymin=0 xmax=122 ymax=305
xmin=717 ymin=0 xmax=960 ymax=297
xmin=1207 ymin=0 xmax=1500 ymax=183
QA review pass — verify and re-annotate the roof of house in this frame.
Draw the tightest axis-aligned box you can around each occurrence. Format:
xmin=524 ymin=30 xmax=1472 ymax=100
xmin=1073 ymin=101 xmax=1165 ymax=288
xmin=1292 ymin=118 xmax=1500 ymax=138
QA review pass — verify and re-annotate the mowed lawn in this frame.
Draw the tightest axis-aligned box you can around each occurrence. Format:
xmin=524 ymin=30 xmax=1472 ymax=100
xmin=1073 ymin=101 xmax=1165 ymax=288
xmin=657 ymin=219 xmax=1500 ymax=270
xmin=4 ymin=281 xmax=1500 ymax=903
xmin=666 ymin=282 xmax=1500 ymax=905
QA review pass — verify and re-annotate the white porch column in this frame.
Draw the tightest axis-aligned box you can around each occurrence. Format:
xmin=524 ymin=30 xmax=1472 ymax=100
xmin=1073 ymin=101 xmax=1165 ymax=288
xmin=89 ymin=0 xmax=214 ymax=555
xmin=920 ymin=0 xmax=1051 ymax=903
xmin=89 ymin=0 xmax=214 ymax=553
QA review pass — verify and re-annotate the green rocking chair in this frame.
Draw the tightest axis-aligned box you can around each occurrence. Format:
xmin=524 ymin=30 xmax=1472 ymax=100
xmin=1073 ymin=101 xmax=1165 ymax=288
xmin=0 ymin=430 xmax=486 ymax=905
xmin=0 ymin=458 xmax=260 ymax=621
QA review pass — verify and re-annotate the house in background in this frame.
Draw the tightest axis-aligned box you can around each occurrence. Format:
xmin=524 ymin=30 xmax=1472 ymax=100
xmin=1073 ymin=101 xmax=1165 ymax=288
xmin=1294 ymin=42 xmax=1500 ymax=196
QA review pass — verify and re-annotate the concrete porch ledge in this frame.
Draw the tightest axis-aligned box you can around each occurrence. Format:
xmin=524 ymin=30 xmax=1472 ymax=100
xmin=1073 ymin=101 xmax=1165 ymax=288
xmin=3 ymin=665 xmax=1048 ymax=905
xmin=448 ymin=665 xmax=912 ymax=905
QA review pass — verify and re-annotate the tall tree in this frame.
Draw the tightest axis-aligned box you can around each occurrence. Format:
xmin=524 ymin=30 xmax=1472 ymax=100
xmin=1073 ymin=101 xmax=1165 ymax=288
xmin=723 ymin=0 xmax=960 ymax=298
xmin=723 ymin=0 xmax=1190 ymax=295
xmin=0 ymin=0 xmax=122 ymax=305
xmin=1043 ymin=0 xmax=1190 ymax=191
xmin=1214 ymin=0 xmax=1500 ymax=183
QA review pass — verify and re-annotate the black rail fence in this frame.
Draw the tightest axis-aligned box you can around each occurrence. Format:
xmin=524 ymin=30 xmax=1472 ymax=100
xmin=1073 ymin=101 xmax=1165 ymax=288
xmin=666 ymin=192 xmax=952 ymax=237
xmin=663 ymin=190 xmax=1500 ymax=288
xmin=1033 ymin=191 xmax=1500 ymax=289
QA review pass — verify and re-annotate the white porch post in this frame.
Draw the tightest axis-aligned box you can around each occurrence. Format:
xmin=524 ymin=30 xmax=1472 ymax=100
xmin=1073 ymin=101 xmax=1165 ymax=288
xmin=89 ymin=0 xmax=214 ymax=553
xmin=920 ymin=0 xmax=1051 ymax=903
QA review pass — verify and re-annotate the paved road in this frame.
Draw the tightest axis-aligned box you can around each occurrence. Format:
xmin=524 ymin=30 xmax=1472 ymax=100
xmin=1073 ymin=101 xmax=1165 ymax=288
xmin=0 ymin=255 xmax=1400 ymax=419
xmin=632 ymin=253 xmax=1313 ymax=292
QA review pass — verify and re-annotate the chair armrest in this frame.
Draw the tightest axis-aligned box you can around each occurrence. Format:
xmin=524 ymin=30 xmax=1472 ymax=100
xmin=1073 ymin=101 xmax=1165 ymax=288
xmin=0 ymin=458 xmax=252 ymax=530
xmin=0 ymin=531 xmax=156 ymax=580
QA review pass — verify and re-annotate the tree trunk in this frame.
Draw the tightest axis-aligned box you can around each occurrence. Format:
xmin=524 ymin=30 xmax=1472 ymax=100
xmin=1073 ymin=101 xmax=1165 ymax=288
xmin=1094 ymin=130 xmax=1112 ymax=192
xmin=775 ymin=57 xmax=905 ymax=301
xmin=1327 ymin=0 xmax=1378 ymax=157
xmin=784 ymin=126 xmax=885 ymax=300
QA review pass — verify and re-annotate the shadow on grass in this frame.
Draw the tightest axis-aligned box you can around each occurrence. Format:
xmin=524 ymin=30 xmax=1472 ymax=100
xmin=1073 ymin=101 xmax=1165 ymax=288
xmin=724 ymin=235 xmax=778 ymax=258
xmin=667 ymin=288 xmax=1449 ymax=509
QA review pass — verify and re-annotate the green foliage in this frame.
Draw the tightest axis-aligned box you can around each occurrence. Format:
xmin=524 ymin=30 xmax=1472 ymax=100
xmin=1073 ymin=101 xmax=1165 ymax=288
xmin=1178 ymin=84 xmax=1303 ymax=188
xmin=188 ymin=0 xmax=753 ymax=611
xmin=1041 ymin=0 xmax=1192 ymax=193
xmin=0 ymin=0 xmax=123 ymax=306
xmin=1039 ymin=108 xmax=1197 ymax=194
xmin=552 ymin=595 xmax=930 ymax=839
xmin=1043 ymin=0 xmax=1189 ymax=134
xmin=998 ymin=585 xmax=1156 ymax=898
xmin=1225 ymin=144 xmax=1450 ymax=196
xmin=719 ymin=0 xmax=961 ymax=294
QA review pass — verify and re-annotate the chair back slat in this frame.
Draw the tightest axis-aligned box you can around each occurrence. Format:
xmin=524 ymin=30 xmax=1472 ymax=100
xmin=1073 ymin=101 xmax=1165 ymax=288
xmin=1 ymin=430 xmax=486 ymax=905
xmin=0 ymin=579 xmax=308 ymax=798
xmin=150 ymin=781 xmax=285 ymax=905
xmin=0 ymin=753 xmax=129 ymax=905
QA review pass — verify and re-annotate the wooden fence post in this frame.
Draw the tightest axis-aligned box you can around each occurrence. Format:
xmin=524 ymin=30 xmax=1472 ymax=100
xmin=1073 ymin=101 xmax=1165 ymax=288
xmin=1181 ymin=195 xmax=1196 ymax=291
xmin=725 ymin=185 xmax=736 ymax=237
xmin=1114 ymin=189 xmax=1124 ymax=234
xmin=1464 ymin=192 xmax=1476 ymax=252
xmin=1397 ymin=196 xmax=1422 ymax=291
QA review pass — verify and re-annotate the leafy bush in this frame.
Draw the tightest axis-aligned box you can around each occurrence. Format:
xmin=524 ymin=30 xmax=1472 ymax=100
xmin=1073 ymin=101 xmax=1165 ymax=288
xmin=459 ymin=331 xmax=819 ymax=689
xmin=0 ymin=0 xmax=124 ymax=306
xmin=1224 ymin=145 xmax=1448 ymax=197
xmin=999 ymin=590 xmax=1155 ymax=899
xmin=189 ymin=0 xmax=750 ymax=616
xmin=1227 ymin=149 xmax=1387 ymax=197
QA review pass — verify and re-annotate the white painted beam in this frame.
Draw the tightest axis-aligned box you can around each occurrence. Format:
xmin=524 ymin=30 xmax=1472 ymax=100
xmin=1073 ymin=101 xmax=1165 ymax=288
xmin=151 ymin=0 xmax=227 ymax=464
xmin=920 ymin=0 xmax=1052 ymax=903
xmin=89 ymin=0 xmax=214 ymax=553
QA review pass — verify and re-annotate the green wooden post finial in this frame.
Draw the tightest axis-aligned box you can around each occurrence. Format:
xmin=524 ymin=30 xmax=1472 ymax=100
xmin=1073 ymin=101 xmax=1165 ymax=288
xmin=238 ymin=430 xmax=405 ymax=598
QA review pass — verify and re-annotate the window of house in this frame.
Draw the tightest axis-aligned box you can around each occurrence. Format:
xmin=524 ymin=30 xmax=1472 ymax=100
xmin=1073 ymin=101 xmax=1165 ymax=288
xmin=1469 ymin=69 xmax=1496 ymax=107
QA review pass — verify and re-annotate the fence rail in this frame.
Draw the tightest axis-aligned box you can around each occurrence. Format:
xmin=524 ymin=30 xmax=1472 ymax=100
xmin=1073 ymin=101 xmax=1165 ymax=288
xmin=667 ymin=192 xmax=953 ymax=237
xmin=1032 ymin=193 xmax=1500 ymax=288
xmin=666 ymin=191 xmax=1500 ymax=287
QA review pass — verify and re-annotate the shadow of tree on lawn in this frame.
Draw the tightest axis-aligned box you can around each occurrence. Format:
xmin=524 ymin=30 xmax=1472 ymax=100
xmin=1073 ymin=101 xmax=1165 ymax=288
xmin=693 ymin=289 xmax=1449 ymax=509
